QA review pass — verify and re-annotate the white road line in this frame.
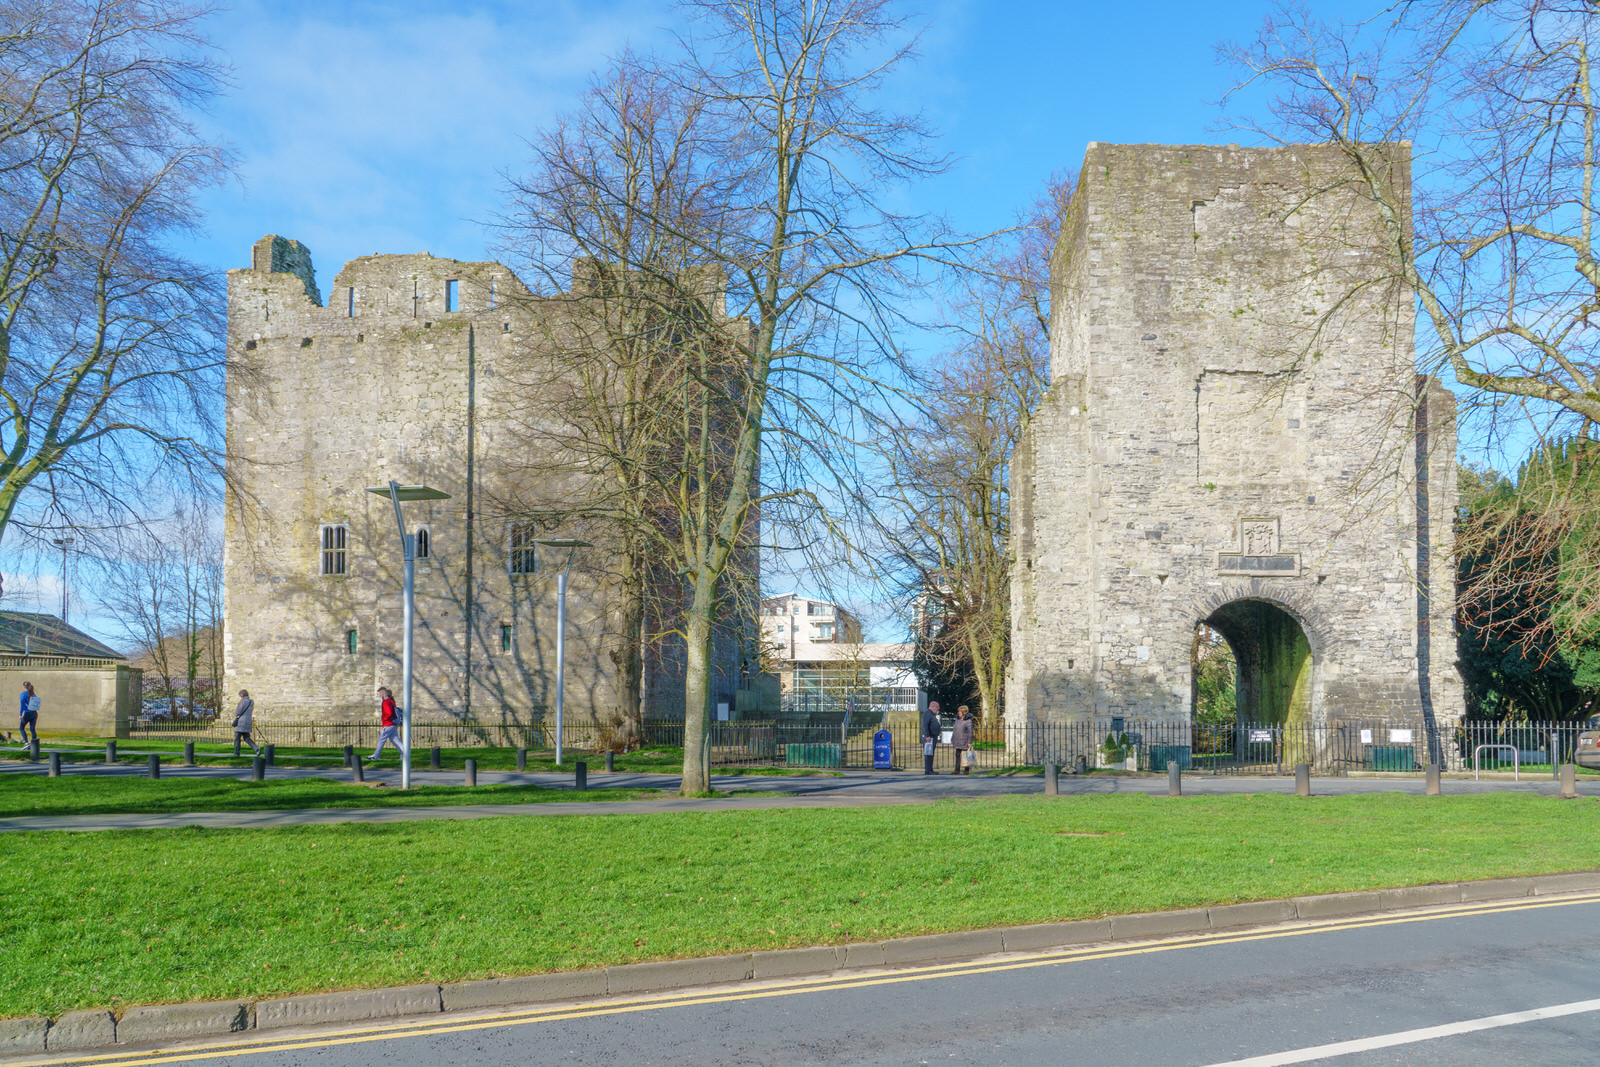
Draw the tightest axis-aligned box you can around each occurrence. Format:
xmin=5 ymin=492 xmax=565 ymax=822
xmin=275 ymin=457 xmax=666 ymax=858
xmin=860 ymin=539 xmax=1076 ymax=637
xmin=1201 ymin=996 xmax=1600 ymax=1066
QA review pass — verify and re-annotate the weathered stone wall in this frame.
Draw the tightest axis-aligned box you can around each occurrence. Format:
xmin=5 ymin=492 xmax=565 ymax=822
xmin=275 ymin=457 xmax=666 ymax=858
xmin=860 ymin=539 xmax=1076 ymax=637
xmin=0 ymin=659 xmax=141 ymax=737
xmin=1009 ymin=144 xmax=1463 ymax=734
xmin=225 ymin=237 xmax=752 ymax=726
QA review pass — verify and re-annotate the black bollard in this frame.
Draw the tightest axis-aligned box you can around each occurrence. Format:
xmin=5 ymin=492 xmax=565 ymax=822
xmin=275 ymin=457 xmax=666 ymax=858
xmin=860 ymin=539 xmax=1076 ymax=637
xmin=1295 ymin=763 xmax=1311 ymax=797
xmin=265 ymin=744 xmax=275 ymax=767
xmin=148 ymin=754 xmax=161 ymax=779
xmin=353 ymin=757 xmax=365 ymax=783
xmin=184 ymin=741 xmax=195 ymax=766
xmin=576 ymin=760 xmax=587 ymax=791
xmin=1044 ymin=761 xmax=1059 ymax=796
xmin=29 ymin=738 xmax=39 ymax=761
xmin=464 ymin=759 xmax=477 ymax=787
xmin=517 ymin=748 xmax=527 ymax=773
xmin=605 ymin=750 xmax=615 ymax=773
xmin=105 ymin=740 xmax=117 ymax=764
xmin=343 ymin=744 xmax=354 ymax=768
xmin=1425 ymin=763 xmax=1441 ymax=796
xmin=1168 ymin=760 xmax=1181 ymax=797
xmin=48 ymin=752 xmax=60 ymax=777
xmin=251 ymin=756 xmax=265 ymax=782
xmin=430 ymin=746 xmax=441 ymax=770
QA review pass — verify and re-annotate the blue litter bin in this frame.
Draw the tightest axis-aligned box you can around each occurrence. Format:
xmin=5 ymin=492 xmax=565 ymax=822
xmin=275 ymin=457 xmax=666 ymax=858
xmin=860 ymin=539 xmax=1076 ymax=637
xmin=873 ymin=729 xmax=893 ymax=770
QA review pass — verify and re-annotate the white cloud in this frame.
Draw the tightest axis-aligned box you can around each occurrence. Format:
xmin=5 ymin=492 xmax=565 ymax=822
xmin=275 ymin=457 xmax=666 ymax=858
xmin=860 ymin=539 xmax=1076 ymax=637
xmin=189 ymin=0 xmax=672 ymax=285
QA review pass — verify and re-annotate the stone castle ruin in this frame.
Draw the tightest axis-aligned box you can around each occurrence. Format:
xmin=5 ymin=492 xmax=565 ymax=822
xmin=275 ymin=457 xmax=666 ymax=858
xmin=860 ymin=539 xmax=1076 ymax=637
xmin=224 ymin=237 xmax=751 ymax=729
xmin=1008 ymin=144 xmax=1461 ymax=751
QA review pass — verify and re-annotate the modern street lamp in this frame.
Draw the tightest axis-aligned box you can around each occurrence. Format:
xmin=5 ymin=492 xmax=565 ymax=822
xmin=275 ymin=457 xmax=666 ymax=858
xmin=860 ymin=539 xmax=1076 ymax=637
xmin=533 ymin=538 xmax=590 ymax=765
xmin=51 ymin=538 xmax=73 ymax=623
xmin=365 ymin=481 xmax=451 ymax=790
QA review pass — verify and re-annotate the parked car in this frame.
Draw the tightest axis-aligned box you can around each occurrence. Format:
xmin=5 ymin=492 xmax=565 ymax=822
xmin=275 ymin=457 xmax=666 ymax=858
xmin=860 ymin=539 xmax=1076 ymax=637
xmin=1575 ymin=717 xmax=1600 ymax=769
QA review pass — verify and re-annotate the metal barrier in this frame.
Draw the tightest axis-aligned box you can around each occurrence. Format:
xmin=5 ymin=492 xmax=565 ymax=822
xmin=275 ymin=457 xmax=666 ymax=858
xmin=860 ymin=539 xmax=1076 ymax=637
xmin=1474 ymin=744 xmax=1520 ymax=781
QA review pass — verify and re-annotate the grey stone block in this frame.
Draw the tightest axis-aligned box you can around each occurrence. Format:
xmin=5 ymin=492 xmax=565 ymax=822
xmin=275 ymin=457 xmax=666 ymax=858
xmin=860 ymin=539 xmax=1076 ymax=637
xmin=1294 ymin=892 xmax=1382 ymax=920
xmin=47 ymin=1009 xmax=115 ymax=1050
xmin=1531 ymin=871 xmax=1600 ymax=896
xmin=116 ymin=1001 xmax=252 ymax=1045
xmin=880 ymin=929 xmax=1005 ymax=966
xmin=440 ymin=971 xmax=607 ymax=1012
xmin=0 ymin=1016 xmax=47 ymax=1054
xmin=841 ymin=942 xmax=886 ymax=969
xmin=1207 ymin=900 xmax=1299 ymax=929
xmin=1378 ymin=884 xmax=1463 ymax=911
xmin=255 ymin=983 xmax=441 ymax=1030
xmin=605 ymin=954 xmax=753 ymax=996
xmin=1460 ymin=877 xmax=1535 ymax=902
xmin=1110 ymin=908 xmax=1211 ymax=941
xmin=1000 ymin=919 xmax=1112 ymax=953
xmin=751 ymin=946 xmax=845 ymax=980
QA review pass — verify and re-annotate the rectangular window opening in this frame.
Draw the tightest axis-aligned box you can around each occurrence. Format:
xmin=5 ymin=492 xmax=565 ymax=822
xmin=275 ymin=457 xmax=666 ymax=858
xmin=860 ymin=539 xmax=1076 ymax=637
xmin=319 ymin=523 xmax=348 ymax=576
xmin=489 ymin=277 xmax=497 ymax=310
xmin=414 ymin=525 xmax=431 ymax=560
xmin=500 ymin=623 xmax=512 ymax=653
xmin=346 ymin=287 xmax=355 ymax=317
xmin=446 ymin=279 xmax=460 ymax=312
xmin=346 ymin=629 xmax=358 ymax=655
xmin=508 ymin=523 xmax=537 ymax=575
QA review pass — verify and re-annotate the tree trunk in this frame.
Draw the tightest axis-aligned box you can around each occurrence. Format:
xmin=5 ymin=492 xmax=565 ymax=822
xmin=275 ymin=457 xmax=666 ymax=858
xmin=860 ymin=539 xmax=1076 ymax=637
xmin=680 ymin=570 xmax=718 ymax=794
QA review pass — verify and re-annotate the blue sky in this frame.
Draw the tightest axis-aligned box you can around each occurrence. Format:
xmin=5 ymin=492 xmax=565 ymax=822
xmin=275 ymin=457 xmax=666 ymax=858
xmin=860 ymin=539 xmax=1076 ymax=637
xmin=183 ymin=0 xmax=1359 ymax=282
xmin=10 ymin=0 xmax=1399 ymax=641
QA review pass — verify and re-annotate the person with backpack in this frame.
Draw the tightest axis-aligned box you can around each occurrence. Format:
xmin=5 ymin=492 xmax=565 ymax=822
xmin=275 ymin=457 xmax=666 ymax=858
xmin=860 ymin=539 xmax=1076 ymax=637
xmin=18 ymin=682 xmax=40 ymax=746
xmin=369 ymin=687 xmax=402 ymax=761
xmin=232 ymin=690 xmax=261 ymax=757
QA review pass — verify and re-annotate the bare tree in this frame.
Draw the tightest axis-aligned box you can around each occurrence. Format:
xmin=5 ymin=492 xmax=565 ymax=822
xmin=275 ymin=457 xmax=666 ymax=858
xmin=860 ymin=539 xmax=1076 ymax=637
xmin=876 ymin=178 xmax=1066 ymax=724
xmin=503 ymin=0 xmax=978 ymax=792
xmin=0 ymin=0 xmax=230 ymax=555
xmin=1220 ymin=0 xmax=1600 ymax=639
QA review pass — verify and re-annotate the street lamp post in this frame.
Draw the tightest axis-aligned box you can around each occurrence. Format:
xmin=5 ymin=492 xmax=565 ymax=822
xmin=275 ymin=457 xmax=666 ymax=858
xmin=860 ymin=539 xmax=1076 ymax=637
xmin=534 ymin=538 xmax=590 ymax=765
xmin=51 ymin=538 xmax=73 ymax=623
xmin=365 ymin=482 xmax=451 ymax=790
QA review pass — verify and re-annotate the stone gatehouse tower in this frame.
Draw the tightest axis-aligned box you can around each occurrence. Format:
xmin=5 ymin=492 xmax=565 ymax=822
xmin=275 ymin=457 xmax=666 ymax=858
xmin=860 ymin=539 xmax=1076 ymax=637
xmin=1008 ymin=144 xmax=1461 ymax=737
xmin=224 ymin=237 xmax=753 ymax=728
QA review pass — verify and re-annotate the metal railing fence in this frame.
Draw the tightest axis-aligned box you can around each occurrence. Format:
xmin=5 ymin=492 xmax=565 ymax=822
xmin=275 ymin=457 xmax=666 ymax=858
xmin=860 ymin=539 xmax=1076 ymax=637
xmin=119 ymin=716 xmax=1592 ymax=775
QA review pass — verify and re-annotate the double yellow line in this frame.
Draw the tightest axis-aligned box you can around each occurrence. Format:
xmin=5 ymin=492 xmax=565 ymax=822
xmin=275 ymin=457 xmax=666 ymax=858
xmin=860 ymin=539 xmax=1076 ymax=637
xmin=28 ymin=892 xmax=1600 ymax=1067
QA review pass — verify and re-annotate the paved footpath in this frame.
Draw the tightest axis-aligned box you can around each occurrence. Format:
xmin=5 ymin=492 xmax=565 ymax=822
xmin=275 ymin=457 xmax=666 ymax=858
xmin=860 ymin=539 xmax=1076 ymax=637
xmin=0 ymin=757 xmax=1586 ymax=832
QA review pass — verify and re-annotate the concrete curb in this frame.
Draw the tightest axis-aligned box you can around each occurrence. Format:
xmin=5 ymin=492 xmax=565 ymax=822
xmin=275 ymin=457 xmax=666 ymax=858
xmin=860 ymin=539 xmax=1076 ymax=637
xmin=26 ymin=870 xmax=1600 ymax=1056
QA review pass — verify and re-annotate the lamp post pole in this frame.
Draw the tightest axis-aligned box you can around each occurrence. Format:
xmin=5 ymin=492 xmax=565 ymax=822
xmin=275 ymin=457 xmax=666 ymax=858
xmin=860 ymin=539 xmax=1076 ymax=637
xmin=52 ymin=538 xmax=73 ymax=623
xmin=366 ymin=482 xmax=451 ymax=791
xmin=555 ymin=566 xmax=567 ymax=766
xmin=534 ymin=538 xmax=590 ymax=767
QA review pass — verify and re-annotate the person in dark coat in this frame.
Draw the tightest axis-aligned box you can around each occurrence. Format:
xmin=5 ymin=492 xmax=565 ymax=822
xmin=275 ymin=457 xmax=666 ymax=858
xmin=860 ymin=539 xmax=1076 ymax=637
xmin=921 ymin=700 xmax=943 ymax=775
xmin=232 ymin=690 xmax=261 ymax=757
xmin=951 ymin=704 xmax=975 ymax=775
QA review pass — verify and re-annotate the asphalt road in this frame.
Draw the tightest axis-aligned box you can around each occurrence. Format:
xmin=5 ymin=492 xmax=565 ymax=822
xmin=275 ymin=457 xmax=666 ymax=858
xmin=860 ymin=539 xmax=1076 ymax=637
xmin=30 ymin=894 xmax=1600 ymax=1067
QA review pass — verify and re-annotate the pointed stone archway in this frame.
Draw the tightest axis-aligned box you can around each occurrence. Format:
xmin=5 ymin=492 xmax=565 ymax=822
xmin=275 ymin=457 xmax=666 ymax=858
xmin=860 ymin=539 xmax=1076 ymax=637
xmin=1200 ymin=598 xmax=1313 ymax=728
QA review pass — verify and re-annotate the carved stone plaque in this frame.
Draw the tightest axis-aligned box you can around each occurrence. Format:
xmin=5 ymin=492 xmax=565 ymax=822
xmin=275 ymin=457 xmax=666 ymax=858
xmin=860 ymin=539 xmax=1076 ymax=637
xmin=1217 ymin=516 xmax=1299 ymax=576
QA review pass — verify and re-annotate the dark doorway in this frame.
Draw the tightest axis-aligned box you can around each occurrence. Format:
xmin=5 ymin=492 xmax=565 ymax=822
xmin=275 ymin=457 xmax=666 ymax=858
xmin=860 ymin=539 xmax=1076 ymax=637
xmin=1200 ymin=599 xmax=1312 ymax=727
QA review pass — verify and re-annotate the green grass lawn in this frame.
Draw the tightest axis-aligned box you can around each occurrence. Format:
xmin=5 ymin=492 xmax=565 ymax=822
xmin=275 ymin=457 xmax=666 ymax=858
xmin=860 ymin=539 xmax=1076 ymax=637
xmin=9 ymin=740 xmax=840 ymax=777
xmin=1 ymin=791 xmax=1597 ymax=1018
xmin=0 ymin=775 xmax=661 ymax=818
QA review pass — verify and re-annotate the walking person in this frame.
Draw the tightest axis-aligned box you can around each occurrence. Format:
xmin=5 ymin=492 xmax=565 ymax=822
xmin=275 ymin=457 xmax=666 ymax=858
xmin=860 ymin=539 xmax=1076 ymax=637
xmin=232 ymin=690 xmax=261 ymax=757
xmin=18 ymin=682 xmax=40 ymax=748
xmin=369 ymin=687 xmax=402 ymax=761
xmin=951 ymin=704 xmax=975 ymax=776
xmin=921 ymin=699 xmax=943 ymax=775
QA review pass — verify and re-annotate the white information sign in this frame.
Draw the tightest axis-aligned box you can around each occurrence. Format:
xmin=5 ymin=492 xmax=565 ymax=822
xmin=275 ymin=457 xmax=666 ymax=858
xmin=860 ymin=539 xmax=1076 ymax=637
xmin=1248 ymin=729 xmax=1274 ymax=744
xmin=1389 ymin=728 xmax=1413 ymax=743
xmin=1360 ymin=729 xmax=1374 ymax=744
